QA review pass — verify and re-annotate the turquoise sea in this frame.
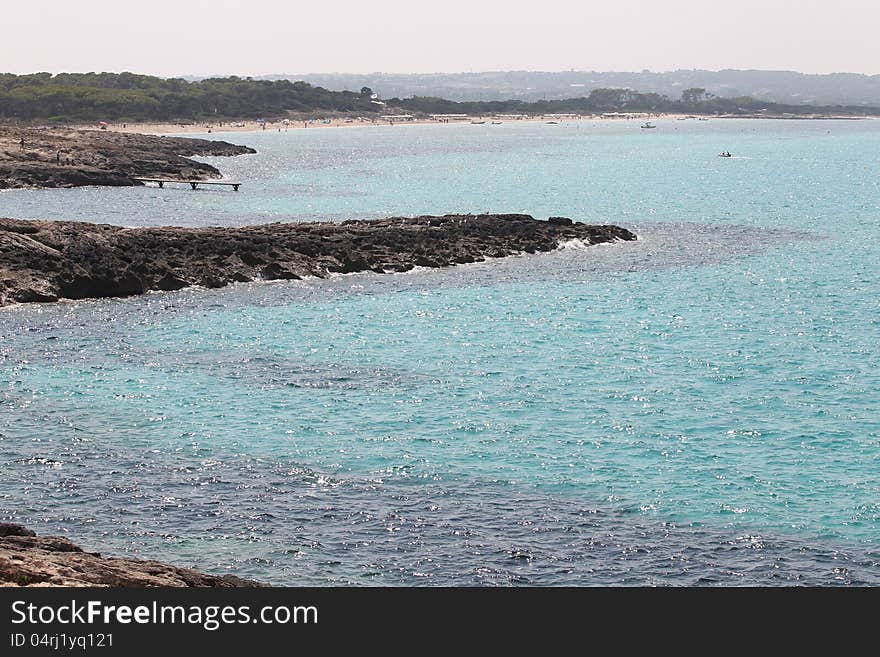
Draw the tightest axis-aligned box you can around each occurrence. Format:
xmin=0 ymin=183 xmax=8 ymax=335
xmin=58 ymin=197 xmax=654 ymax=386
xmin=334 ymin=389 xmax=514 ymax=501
xmin=1 ymin=119 xmax=879 ymax=585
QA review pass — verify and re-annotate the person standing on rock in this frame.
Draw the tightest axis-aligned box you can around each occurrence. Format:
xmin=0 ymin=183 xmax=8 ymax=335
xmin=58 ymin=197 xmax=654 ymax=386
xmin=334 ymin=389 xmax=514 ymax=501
xmin=19 ymin=137 xmax=25 ymax=150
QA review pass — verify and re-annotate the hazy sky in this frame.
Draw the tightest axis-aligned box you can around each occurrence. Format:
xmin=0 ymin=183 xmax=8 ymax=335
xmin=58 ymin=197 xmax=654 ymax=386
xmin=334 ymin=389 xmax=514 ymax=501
xmin=4 ymin=0 xmax=878 ymax=76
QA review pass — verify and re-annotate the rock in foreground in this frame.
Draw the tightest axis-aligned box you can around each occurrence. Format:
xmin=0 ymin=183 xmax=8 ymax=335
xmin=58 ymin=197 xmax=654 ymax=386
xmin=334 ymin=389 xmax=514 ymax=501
xmin=0 ymin=524 xmax=263 ymax=587
xmin=0 ymin=214 xmax=636 ymax=306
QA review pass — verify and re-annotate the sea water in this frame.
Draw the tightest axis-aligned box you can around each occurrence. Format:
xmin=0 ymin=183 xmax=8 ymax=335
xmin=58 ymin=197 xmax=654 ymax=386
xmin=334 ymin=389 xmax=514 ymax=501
xmin=1 ymin=119 xmax=879 ymax=585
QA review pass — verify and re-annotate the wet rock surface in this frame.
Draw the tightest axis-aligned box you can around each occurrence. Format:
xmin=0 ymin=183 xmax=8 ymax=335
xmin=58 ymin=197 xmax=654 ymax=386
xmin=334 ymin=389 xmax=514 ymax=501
xmin=0 ymin=524 xmax=263 ymax=587
xmin=0 ymin=214 xmax=636 ymax=306
xmin=0 ymin=126 xmax=254 ymax=189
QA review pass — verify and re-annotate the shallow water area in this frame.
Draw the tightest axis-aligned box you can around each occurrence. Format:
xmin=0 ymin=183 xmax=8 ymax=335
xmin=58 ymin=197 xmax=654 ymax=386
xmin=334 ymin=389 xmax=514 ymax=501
xmin=2 ymin=119 xmax=879 ymax=584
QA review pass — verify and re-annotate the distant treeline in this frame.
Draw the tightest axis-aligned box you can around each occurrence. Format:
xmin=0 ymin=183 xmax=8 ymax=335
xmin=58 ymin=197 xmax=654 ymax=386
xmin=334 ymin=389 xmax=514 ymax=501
xmin=289 ymin=70 xmax=880 ymax=106
xmin=0 ymin=73 xmax=876 ymax=122
xmin=391 ymin=87 xmax=879 ymax=117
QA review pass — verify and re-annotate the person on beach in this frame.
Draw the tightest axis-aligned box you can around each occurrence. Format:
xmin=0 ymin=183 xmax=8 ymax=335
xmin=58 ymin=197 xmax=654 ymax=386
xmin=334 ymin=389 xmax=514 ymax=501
xmin=19 ymin=137 xmax=25 ymax=150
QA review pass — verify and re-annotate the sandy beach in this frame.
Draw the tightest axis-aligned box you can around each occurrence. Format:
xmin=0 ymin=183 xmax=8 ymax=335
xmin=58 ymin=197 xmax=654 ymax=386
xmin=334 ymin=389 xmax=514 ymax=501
xmin=78 ymin=111 xmax=876 ymax=137
xmin=83 ymin=112 xmax=680 ymax=136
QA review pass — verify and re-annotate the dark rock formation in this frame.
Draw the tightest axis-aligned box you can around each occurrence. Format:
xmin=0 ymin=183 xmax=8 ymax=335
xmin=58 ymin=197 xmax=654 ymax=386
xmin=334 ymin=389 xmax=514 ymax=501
xmin=0 ymin=524 xmax=263 ymax=587
xmin=0 ymin=214 xmax=636 ymax=306
xmin=0 ymin=127 xmax=254 ymax=189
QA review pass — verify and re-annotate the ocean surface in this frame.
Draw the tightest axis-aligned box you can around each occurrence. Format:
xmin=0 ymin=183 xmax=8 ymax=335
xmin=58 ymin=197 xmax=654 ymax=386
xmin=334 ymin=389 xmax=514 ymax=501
xmin=1 ymin=119 xmax=879 ymax=585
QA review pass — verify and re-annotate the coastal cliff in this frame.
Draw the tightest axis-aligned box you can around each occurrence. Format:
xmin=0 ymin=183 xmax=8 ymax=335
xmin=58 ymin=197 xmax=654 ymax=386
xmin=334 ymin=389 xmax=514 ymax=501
xmin=0 ymin=214 xmax=636 ymax=306
xmin=0 ymin=524 xmax=263 ymax=587
xmin=0 ymin=127 xmax=254 ymax=189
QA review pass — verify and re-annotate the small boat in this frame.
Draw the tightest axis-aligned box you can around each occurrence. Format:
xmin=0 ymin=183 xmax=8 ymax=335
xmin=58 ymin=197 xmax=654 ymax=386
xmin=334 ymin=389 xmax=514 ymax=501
xmin=698 ymin=117 xmax=709 ymax=121
xmin=718 ymin=151 xmax=732 ymax=158
xmin=546 ymin=121 xmax=559 ymax=125
xmin=471 ymin=120 xmax=486 ymax=125
xmin=491 ymin=121 xmax=502 ymax=125
xmin=641 ymin=122 xmax=656 ymax=129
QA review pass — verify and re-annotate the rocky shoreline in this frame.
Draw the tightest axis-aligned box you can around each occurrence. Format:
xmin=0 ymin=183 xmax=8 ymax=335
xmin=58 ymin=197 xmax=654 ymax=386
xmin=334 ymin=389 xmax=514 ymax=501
xmin=0 ymin=214 xmax=636 ymax=306
xmin=0 ymin=524 xmax=263 ymax=587
xmin=0 ymin=126 xmax=254 ymax=189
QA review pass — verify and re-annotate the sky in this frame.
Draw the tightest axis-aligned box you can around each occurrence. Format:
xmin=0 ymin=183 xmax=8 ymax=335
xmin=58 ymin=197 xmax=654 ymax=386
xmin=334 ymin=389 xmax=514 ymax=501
xmin=3 ymin=0 xmax=878 ymax=76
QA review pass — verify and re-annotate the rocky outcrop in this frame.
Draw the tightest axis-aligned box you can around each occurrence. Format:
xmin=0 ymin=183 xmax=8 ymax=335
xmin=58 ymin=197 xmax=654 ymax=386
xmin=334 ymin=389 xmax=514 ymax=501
xmin=0 ymin=127 xmax=254 ymax=189
xmin=0 ymin=524 xmax=263 ymax=587
xmin=0 ymin=214 xmax=636 ymax=305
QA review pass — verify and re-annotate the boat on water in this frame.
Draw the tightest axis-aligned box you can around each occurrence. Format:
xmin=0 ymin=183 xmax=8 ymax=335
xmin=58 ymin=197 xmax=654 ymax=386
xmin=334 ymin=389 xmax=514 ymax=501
xmin=718 ymin=151 xmax=732 ymax=158
xmin=471 ymin=120 xmax=486 ymax=125
xmin=546 ymin=121 xmax=559 ymax=124
xmin=491 ymin=121 xmax=502 ymax=125
xmin=641 ymin=122 xmax=656 ymax=129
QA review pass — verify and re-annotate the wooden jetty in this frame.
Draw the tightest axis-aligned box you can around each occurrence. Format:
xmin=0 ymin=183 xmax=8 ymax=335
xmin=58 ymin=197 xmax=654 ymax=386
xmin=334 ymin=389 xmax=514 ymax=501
xmin=134 ymin=178 xmax=241 ymax=191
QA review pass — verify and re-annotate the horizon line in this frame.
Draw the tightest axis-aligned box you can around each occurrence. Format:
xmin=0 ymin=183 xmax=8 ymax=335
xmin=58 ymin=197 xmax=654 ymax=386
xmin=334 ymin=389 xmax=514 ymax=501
xmin=4 ymin=67 xmax=880 ymax=79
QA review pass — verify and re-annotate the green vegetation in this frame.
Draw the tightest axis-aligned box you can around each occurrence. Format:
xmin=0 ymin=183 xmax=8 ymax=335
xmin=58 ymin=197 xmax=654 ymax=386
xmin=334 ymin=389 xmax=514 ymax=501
xmin=0 ymin=72 xmax=876 ymax=122
xmin=0 ymin=73 xmax=380 ymax=121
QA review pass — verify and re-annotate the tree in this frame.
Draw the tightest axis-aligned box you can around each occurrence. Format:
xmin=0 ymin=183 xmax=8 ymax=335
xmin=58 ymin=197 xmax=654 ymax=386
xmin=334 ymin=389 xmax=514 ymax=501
xmin=681 ymin=88 xmax=707 ymax=105
xmin=587 ymin=88 xmax=632 ymax=110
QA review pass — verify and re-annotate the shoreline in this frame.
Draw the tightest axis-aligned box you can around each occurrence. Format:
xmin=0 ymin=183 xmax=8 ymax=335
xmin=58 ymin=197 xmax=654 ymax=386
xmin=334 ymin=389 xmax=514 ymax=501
xmin=95 ymin=113 xmax=678 ymax=136
xmin=87 ymin=112 xmax=878 ymax=137
xmin=0 ymin=214 xmax=636 ymax=306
